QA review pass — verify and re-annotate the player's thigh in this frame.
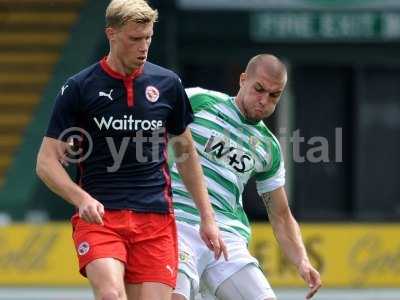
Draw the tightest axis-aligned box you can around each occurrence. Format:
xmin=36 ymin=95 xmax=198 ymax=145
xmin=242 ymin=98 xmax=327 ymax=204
xmin=86 ymin=257 xmax=126 ymax=299
xmin=215 ymin=263 xmax=276 ymax=300
xmin=125 ymin=213 xmax=178 ymax=287
xmin=71 ymin=212 xmax=128 ymax=277
xmin=125 ymin=284 xmax=140 ymax=300
xmin=202 ymin=232 xmax=258 ymax=295
xmin=175 ymin=222 xmax=211 ymax=294
xmin=126 ymin=282 xmax=172 ymax=300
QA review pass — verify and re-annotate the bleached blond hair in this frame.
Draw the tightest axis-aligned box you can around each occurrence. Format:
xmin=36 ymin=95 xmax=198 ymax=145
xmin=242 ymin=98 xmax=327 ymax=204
xmin=106 ymin=0 xmax=158 ymax=28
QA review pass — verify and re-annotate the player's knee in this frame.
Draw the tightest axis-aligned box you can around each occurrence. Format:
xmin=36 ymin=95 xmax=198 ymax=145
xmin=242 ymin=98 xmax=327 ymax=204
xmin=98 ymin=286 xmax=125 ymax=300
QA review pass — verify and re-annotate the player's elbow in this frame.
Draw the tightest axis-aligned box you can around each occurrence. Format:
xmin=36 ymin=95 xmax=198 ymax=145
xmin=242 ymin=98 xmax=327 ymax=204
xmin=36 ymin=154 xmax=46 ymax=180
xmin=36 ymin=137 xmax=60 ymax=180
xmin=36 ymin=149 xmax=52 ymax=181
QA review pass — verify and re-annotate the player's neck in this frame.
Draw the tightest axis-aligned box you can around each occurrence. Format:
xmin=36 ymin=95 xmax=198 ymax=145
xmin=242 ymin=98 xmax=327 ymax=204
xmin=234 ymin=96 xmax=259 ymax=124
xmin=106 ymin=53 xmax=137 ymax=76
xmin=234 ymin=96 xmax=245 ymax=115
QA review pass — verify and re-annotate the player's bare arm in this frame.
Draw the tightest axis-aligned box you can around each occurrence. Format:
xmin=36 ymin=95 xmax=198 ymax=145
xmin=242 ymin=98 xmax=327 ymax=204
xmin=172 ymin=128 xmax=228 ymax=260
xmin=36 ymin=137 xmax=104 ymax=225
xmin=261 ymin=187 xmax=322 ymax=299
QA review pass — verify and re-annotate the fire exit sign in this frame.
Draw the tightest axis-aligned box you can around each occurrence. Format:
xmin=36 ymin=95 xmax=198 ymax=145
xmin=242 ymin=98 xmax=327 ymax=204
xmin=250 ymin=11 xmax=400 ymax=41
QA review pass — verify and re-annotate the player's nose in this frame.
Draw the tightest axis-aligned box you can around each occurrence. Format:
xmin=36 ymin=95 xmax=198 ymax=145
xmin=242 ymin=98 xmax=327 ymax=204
xmin=138 ymin=39 xmax=148 ymax=52
xmin=260 ymin=93 xmax=270 ymax=106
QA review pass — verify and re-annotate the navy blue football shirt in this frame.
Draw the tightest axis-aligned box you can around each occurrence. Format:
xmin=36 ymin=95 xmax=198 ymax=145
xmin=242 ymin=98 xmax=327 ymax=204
xmin=46 ymin=57 xmax=193 ymax=213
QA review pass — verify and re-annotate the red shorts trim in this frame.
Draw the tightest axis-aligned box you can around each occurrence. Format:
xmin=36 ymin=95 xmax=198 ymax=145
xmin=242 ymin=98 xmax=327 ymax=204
xmin=71 ymin=210 xmax=178 ymax=287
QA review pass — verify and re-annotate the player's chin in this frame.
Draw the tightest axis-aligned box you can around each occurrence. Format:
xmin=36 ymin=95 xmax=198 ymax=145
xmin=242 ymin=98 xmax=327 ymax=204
xmin=129 ymin=59 xmax=146 ymax=69
xmin=259 ymin=110 xmax=273 ymax=120
xmin=252 ymin=111 xmax=268 ymax=121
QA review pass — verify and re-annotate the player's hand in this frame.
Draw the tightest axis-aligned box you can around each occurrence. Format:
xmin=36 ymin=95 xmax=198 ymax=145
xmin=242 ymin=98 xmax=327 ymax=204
xmin=297 ymin=259 xmax=322 ymax=299
xmin=199 ymin=216 xmax=228 ymax=261
xmin=77 ymin=195 xmax=105 ymax=225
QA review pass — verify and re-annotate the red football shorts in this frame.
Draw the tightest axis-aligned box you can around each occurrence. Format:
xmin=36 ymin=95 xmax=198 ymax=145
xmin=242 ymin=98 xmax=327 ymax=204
xmin=71 ymin=210 xmax=178 ymax=287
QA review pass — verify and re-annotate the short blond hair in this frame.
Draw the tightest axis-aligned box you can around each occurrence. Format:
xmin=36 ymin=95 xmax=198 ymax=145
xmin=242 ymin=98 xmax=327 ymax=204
xmin=106 ymin=0 xmax=158 ymax=28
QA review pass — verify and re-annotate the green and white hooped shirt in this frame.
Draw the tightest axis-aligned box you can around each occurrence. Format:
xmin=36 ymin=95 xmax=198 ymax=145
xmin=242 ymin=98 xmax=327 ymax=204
xmin=171 ymin=87 xmax=285 ymax=242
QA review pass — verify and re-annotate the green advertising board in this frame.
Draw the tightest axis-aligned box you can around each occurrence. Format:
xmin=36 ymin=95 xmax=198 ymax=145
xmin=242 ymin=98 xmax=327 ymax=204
xmin=178 ymin=0 xmax=400 ymax=41
xmin=250 ymin=11 xmax=400 ymax=41
xmin=178 ymin=0 xmax=400 ymax=10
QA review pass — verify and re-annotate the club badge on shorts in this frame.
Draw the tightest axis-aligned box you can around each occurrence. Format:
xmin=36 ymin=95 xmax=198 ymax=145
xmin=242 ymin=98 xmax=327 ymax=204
xmin=145 ymin=86 xmax=160 ymax=102
xmin=179 ymin=251 xmax=190 ymax=263
xmin=78 ymin=241 xmax=90 ymax=256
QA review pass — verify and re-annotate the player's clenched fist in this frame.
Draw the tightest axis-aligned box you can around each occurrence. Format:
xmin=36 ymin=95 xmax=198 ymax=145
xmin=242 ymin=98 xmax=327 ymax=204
xmin=78 ymin=196 xmax=105 ymax=225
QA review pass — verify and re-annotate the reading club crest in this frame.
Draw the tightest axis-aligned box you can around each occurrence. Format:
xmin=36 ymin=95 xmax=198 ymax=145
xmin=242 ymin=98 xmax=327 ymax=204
xmin=145 ymin=86 xmax=160 ymax=102
xmin=78 ymin=241 xmax=90 ymax=256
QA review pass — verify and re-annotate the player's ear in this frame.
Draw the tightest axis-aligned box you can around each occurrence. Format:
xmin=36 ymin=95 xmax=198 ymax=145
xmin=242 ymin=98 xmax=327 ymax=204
xmin=105 ymin=26 xmax=116 ymax=41
xmin=239 ymin=72 xmax=247 ymax=88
